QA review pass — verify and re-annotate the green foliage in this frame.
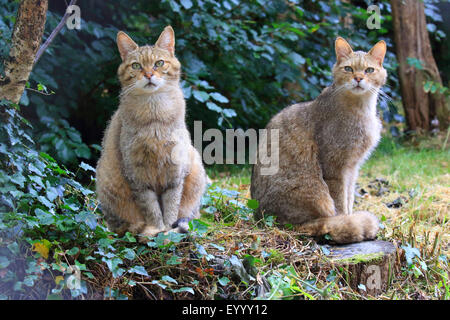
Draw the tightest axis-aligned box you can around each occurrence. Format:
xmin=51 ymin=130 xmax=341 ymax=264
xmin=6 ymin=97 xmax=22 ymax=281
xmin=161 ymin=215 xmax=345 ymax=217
xmin=0 ymin=100 xmax=100 ymax=299
xmin=2 ymin=0 xmax=407 ymax=168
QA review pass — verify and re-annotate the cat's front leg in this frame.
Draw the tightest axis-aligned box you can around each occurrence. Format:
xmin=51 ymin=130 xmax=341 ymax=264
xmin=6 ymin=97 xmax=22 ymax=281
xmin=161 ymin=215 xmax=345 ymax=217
xmin=324 ymin=176 xmax=348 ymax=215
xmin=161 ymin=184 xmax=183 ymax=229
xmin=134 ymin=189 xmax=165 ymax=232
xmin=346 ymin=168 xmax=359 ymax=215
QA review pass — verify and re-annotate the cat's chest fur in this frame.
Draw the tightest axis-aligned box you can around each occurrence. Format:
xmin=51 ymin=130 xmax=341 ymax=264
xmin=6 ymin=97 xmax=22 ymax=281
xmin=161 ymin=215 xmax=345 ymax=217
xmin=118 ymin=95 xmax=189 ymax=192
xmin=316 ymin=96 xmax=381 ymax=174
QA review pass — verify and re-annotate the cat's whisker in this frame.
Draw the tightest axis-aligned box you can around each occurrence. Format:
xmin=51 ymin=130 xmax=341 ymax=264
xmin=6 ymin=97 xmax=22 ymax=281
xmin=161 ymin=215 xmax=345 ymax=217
xmin=328 ymin=85 xmax=347 ymax=97
xmin=375 ymin=88 xmax=392 ymax=102
xmin=119 ymin=83 xmax=137 ymax=98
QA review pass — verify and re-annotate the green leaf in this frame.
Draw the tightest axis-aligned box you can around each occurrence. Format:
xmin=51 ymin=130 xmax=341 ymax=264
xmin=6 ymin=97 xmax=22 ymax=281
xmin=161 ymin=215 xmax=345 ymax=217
xmin=168 ymin=0 xmax=181 ymax=12
xmin=406 ymin=57 xmax=424 ymax=70
xmin=188 ymin=219 xmax=209 ymax=235
xmin=402 ymin=244 xmax=421 ymax=266
xmin=180 ymin=0 xmax=193 ymax=9
xmin=206 ymin=102 xmax=222 ymax=113
xmin=222 ymin=108 xmax=237 ymax=118
xmin=423 ymin=81 xmax=433 ymax=93
xmin=171 ymin=287 xmax=194 ymax=295
xmin=128 ymin=265 xmax=148 ymax=276
xmin=121 ymin=248 xmax=136 ymax=260
xmin=35 ymin=208 xmax=55 ymax=225
xmin=218 ymin=277 xmax=230 ymax=286
xmin=166 ymin=255 xmax=182 ymax=265
xmin=247 ymin=199 xmax=259 ymax=209
xmin=162 ymin=275 xmax=178 ymax=284
xmin=0 ymin=256 xmax=10 ymax=269
xmin=80 ymin=162 xmax=96 ymax=172
xmin=289 ymin=52 xmax=306 ymax=65
xmin=193 ymin=90 xmax=210 ymax=103
xmin=210 ymin=92 xmax=229 ymax=104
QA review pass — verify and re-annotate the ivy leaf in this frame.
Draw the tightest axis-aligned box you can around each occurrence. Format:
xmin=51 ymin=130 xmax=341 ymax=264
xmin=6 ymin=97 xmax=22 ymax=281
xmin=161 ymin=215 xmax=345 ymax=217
xmin=35 ymin=208 xmax=55 ymax=225
xmin=209 ymin=92 xmax=229 ymax=104
xmin=0 ymin=256 xmax=10 ymax=269
xmin=222 ymin=108 xmax=237 ymax=118
xmin=161 ymin=275 xmax=178 ymax=284
xmin=402 ymin=244 xmax=421 ymax=266
xmin=166 ymin=255 xmax=182 ymax=265
xmin=289 ymin=52 xmax=306 ymax=65
xmin=32 ymin=241 xmax=50 ymax=259
xmin=66 ymin=247 xmax=80 ymax=256
xmin=188 ymin=219 xmax=209 ymax=236
xmin=193 ymin=90 xmax=210 ymax=103
xmin=180 ymin=0 xmax=193 ymax=9
xmin=171 ymin=287 xmax=194 ymax=295
xmin=121 ymin=248 xmax=136 ymax=260
xmin=128 ymin=265 xmax=148 ymax=276
xmin=206 ymin=102 xmax=223 ymax=113
xmin=247 ymin=199 xmax=259 ymax=209
xmin=80 ymin=162 xmax=96 ymax=172
xmin=218 ymin=277 xmax=230 ymax=286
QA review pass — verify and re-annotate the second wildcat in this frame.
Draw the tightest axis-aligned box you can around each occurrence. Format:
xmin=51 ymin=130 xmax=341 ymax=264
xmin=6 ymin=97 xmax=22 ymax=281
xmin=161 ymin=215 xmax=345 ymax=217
xmin=251 ymin=37 xmax=387 ymax=244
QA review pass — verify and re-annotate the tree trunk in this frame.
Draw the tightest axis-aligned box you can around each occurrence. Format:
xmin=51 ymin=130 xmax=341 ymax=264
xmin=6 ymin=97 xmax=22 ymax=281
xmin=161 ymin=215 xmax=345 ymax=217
xmin=0 ymin=0 xmax=48 ymax=104
xmin=391 ymin=0 xmax=449 ymax=132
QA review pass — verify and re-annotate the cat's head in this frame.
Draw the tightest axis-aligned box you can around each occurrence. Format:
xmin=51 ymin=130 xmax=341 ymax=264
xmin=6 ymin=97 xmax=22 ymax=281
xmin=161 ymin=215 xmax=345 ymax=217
xmin=116 ymin=26 xmax=181 ymax=95
xmin=332 ymin=37 xmax=387 ymax=96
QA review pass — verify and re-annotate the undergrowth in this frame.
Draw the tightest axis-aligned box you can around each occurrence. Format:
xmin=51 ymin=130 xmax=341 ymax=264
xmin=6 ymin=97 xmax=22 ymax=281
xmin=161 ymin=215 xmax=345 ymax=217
xmin=0 ymin=100 xmax=448 ymax=300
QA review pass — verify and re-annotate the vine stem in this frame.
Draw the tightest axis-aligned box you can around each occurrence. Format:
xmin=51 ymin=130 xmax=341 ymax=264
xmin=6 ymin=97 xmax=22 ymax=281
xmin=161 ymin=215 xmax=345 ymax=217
xmin=34 ymin=0 xmax=78 ymax=65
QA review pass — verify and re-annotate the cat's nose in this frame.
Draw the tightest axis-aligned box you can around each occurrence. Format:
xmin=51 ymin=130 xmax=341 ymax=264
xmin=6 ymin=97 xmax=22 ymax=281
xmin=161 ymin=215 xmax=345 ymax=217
xmin=144 ymin=71 xmax=153 ymax=79
xmin=354 ymin=76 xmax=363 ymax=83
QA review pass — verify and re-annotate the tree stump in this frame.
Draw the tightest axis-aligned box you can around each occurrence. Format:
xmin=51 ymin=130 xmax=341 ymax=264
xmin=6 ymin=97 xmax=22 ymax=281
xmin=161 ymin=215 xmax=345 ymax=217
xmin=326 ymin=240 xmax=397 ymax=296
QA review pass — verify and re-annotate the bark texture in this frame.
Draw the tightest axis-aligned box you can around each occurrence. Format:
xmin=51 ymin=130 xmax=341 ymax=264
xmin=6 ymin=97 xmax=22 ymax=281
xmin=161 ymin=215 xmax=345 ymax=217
xmin=0 ymin=0 xmax=48 ymax=103
xmin=391 ymin=0 xmax=449 ymax=131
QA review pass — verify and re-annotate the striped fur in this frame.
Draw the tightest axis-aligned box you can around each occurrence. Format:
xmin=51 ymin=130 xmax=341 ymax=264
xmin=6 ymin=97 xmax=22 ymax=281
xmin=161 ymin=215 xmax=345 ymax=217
xmin=96 ymin=27 xmax=207 ymax=240
xmin=251 ymin=38 xmax=387 ymax=244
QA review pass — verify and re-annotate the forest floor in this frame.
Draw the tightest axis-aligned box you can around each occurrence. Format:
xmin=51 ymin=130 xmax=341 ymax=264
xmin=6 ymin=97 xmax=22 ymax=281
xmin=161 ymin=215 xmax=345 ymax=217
xmin=2 ymin=133 xmax=448 ymax=300
xmin=193 ymin=133 xmax=449 ymax=300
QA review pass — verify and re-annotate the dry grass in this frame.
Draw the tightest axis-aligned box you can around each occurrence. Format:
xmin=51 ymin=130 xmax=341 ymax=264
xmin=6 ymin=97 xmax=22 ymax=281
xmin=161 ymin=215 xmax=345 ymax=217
xmin=200 ymin=133 xmax=449 ymax=300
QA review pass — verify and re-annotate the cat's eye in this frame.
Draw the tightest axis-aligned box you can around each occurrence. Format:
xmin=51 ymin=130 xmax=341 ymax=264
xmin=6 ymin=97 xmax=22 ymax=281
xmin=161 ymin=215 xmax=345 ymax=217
xmin=344 ymin=66 xmax=353 ymax=72
xmin=365 ymin=67 xmax=375 ymax=73
xmin=131 ymin=62 xmax=142 ymax=70
xmin=154 ymin=60 xmax=164 ymax=68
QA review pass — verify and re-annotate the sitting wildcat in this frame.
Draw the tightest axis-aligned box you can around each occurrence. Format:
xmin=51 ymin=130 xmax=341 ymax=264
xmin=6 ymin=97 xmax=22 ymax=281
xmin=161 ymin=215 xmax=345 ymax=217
xmin=251 ymin=37 xmax=387 ymax=244
xmin=96 ymin=26 xmax=207 ymax=238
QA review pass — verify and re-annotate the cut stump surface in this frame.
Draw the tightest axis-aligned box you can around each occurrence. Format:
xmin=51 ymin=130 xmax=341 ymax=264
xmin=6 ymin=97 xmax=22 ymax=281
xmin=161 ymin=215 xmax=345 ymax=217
xmin=325 ymin=240 xmax=397 ymax=296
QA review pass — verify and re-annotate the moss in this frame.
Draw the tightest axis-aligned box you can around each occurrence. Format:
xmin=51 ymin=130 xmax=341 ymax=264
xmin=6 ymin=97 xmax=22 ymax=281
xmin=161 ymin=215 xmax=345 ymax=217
xmin=266 ymin=249 xmax=285 ymax=265
xmin=331 ymin=252 xmax=384 ymax=265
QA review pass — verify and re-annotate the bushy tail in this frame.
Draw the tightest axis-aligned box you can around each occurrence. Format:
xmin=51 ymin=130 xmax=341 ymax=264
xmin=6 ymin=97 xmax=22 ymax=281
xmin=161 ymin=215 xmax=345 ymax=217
xmin=171 ymin=217 xmax=191 ymax=233
xmin=296 ymin=211 xmax=379 ymax=244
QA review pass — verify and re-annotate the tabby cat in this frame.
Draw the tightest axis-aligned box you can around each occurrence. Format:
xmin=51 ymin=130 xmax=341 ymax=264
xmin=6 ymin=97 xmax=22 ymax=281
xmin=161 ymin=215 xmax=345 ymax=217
xmin=251 ymin=37 xmax=387 ymax=244
xmin=96 ymin=26 xmax=207 ymax=238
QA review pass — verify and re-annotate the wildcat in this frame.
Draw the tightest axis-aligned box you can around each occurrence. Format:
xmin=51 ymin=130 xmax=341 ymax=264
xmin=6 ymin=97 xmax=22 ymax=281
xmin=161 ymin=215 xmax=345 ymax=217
xmin=251 ymin=37 xmax=387 ymax=244
xmin=96 ymin=26 xmax=207 ymax=238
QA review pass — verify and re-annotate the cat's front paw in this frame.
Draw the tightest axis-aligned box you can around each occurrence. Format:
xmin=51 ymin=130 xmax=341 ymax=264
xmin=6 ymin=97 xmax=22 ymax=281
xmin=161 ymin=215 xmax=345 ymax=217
xmin=353 ymin=210 xmax=379 ymax=240
xmin=138 ymin=225 xmax=166 ymax=243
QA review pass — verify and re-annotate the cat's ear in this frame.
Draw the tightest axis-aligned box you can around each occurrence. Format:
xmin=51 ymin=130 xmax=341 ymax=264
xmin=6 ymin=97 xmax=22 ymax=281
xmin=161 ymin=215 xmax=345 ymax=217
xmin=335 ymin=37 xmax=353 ymax=63
xmin=117 ymin=31 xmax=138 ymax=61
xmin=155 ymin=26 xmax=175 ymax=55
xmin=368 ymin=40 xmax=387 ymax=66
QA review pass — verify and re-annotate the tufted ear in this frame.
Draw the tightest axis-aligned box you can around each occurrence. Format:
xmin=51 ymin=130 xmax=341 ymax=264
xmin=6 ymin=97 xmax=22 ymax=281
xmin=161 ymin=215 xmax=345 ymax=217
xmin=368 ymin=40 xmax=387 ymax=66
xmin=335 ymin=37 xmax=353 ymax=63
xmin=117 ymin=31 xmax=138 ymax=61
xmin=155 ymin=26 xmax=175 ymax=55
